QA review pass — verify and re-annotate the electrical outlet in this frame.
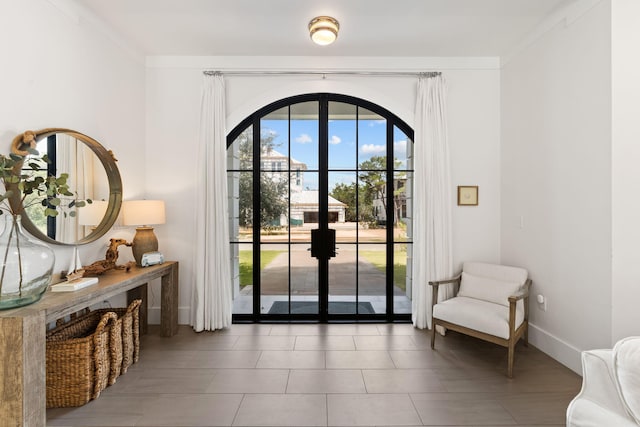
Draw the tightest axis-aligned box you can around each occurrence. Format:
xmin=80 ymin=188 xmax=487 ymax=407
xmin=536 ymin=294 xmax=547 ymax=311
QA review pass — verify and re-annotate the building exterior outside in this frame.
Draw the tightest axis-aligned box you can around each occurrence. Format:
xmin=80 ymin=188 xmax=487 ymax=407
xmin=260 ymin=149 xmax=347 ymax=226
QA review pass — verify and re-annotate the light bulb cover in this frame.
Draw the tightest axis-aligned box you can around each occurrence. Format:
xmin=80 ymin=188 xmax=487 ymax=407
xmin=309 ymin=16 xmax=339 ymax=46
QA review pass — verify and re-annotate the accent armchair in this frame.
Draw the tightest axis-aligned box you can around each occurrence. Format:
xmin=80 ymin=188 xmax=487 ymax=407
xmin=567 ymin=336 xmax=640 ymax=426
xmin=430 ymin=262 xmax=532 ymax=378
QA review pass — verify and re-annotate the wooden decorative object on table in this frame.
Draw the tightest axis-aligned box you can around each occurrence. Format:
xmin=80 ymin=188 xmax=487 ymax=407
xmin=83 ymin=238 xmax=135 ymax=276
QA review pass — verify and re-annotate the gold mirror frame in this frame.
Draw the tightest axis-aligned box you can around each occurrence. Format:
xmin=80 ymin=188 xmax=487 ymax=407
xmin=8 ymin=128 xmax=123 ymax=246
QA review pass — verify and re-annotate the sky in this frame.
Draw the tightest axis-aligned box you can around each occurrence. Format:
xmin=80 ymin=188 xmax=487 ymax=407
xmin=262 ymin=117 xmax=411 ymax=191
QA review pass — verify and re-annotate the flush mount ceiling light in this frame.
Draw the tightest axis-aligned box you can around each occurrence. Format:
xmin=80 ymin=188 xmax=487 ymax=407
xmin=308 ymin=16 xmax=339 ymax=46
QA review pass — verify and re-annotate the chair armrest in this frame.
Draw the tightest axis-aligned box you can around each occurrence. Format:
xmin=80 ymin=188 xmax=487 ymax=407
xmin=567 ymin=349 xmax=632 ymax=420
xmin=508 ymin=278 xmax=532 ymax=303
xmin=428 ymin=274 xmax=461 ymax=288
xmin=429 ymin=274 xmax=461 ymax=311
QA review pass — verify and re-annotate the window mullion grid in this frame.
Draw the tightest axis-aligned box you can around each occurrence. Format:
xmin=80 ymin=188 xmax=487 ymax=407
xmin=252 ymin=119 xmax=261 ymax=318
xmin=386 ymin=120 xmax=394 ymax=319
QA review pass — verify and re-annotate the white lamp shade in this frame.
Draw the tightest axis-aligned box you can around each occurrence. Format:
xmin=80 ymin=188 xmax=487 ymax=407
xmin=78 ymin=200 xmax=108 ymax=226
xmin=122 ymin=200 xmax=166 ymax=226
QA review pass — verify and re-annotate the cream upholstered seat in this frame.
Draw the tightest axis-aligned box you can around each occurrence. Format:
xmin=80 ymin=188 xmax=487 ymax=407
xmin=430 ymin=262 xmax=531 ymax=378
xmin=567 ymin=337 xmax=640 ymax=426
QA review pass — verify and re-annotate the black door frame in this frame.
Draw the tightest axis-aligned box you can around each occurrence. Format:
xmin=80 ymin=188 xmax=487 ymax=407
xmin=229 ymin=93 xmax=413 ymax=323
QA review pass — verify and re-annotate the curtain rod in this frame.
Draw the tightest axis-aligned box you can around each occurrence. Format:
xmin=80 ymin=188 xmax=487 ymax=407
xmin=202 ymin=70 xmax=441 ymax=78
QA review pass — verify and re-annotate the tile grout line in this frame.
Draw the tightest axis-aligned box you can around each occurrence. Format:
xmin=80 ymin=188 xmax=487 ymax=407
xmin=284 ymin=368 xmax=292 ymax=394
xmin=324 ymin=393 xmax=330 ymax=427
xmin=254 ymin=350 xmax=263 ymax=368
xmin=408 ymin=392 xmax=427 ymax=426
xmin=230 ymin=393 xmax=246 ymax=427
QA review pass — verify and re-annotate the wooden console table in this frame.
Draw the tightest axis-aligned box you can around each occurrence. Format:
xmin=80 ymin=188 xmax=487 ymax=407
xmin=0 ymin=261 xmax=179 ymax=427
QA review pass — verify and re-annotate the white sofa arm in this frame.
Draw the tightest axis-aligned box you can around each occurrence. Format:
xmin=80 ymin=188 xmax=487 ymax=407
xmin=567 ymin=349 xmax=637 ymax=427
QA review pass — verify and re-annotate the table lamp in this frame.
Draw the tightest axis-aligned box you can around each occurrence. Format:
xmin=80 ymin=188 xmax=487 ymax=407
xmin=78 ymin=200 xmax=108 ymax=231
xmin=122 ymin=200 xmax=166 ymax=266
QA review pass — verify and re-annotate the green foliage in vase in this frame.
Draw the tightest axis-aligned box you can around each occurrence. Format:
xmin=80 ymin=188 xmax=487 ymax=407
xmin=0 ymin=148 xmax=92 ymax=218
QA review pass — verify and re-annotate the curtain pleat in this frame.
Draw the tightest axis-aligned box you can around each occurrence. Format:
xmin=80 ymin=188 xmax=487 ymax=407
xmin=191 ymin=73 xmax=233 ymax=331
xmin=412 ymin=74 xmax=454 ymax=330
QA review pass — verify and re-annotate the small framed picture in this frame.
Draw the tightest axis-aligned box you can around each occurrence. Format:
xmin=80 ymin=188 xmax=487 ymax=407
xmin=457 ymin=186 xmax=478 ymax=206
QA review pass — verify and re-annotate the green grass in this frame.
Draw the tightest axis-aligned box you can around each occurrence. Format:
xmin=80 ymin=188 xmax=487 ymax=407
xmin=239 ymin=250 xmax=283 ymax=287
xmin=358 ymin=250 xmax=407 ymax=291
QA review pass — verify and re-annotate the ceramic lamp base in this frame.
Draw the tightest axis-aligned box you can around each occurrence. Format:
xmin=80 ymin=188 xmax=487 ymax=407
xmin=132 ymin=226 xmax=158 ymax=266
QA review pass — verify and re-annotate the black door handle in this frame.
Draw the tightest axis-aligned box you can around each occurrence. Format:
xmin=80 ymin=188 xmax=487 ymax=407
xmin=310 ymin=228 xmax=337 ymax=260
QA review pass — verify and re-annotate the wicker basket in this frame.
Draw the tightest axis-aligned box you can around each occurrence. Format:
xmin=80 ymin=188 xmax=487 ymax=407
xmin=93 ymin=299 xmax=142 ymax=377
xmin=46 ymin=311 xmax=118 ymax=408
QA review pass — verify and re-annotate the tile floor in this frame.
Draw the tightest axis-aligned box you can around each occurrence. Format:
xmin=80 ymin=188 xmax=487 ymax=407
xmin=47 ymin=323 xmax=582 ymax=427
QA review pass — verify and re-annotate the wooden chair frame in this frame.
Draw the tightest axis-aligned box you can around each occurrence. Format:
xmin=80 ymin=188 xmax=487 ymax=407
xmin=429 ymin=274 xmax=532 ymax=378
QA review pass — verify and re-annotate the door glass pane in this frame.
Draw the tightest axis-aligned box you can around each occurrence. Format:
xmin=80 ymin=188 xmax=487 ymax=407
xmin=290 ymin=101 xmax=319 ymax=171
xmin=290 ymin=172 xmax=318 ymax=242
xmin=358 ymin=108 xmax=386 ymax=170
xmin=398 ymin=171 xmax=413 ymax=242
xmin=358 ymin=172 xmax=387 ymax=241
xmin=260 ymin=107 xmax=289 ymax=170
xmin=328 ymin=172 xmax=356 ymax=243
xmin=393 ymin=126 xmax=412 ymax=171
xmin=358 ymin=243 xmax=387 ymax=314
xmin=228 ymin=126 xmax=253 ymax=170
xmin=260 ymin=244 xmax=289 ymax=314
xmin=228 ymin=171 xmax=253 ymax=242
xmin=328 ymin=243 xmax=357 ymax=314
xmin=392 ymin=171 xmax=409 ymax=237
xmin=290 ymin=243 xmax=318 ymax=313
xmin=328 ymin=102 xmax=357 ymax=169
xmin=394 ymin=243 xmax=412 ymax=314
xmin=231 ymin=243 xmax=253 ymax=314
xmin=259 ymin=171 xmax=289 ymax=241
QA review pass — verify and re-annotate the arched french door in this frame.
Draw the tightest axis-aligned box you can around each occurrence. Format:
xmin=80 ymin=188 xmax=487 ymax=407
xmin=228 ymin=93 xmax=413 ymax=322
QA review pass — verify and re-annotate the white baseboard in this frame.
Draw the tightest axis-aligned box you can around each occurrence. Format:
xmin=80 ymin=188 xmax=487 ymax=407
xmin=528 ymin=322 xmax=582 ymax=375
xmin=148 ymin=306 xmax=190 ymax=326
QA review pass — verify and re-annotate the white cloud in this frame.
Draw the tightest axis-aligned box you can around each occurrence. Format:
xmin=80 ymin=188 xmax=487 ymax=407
xmin=368 ymin=119 xmax=386 ymax=127
xmin=394 ymin=139 xmax=407 ymax=155
xmin=295 ymin=133 xmax=313 ymax=144
xmin=361 ymin=144 xmax=386 ymax=154
xmin=329 ymin=135 xmax=341 ymax=145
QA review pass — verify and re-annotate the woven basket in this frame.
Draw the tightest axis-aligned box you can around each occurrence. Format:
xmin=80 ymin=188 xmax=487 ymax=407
xmin=46 ymin=311 xmax=118 ymax=408
xmin=94 ymin=299 xmax=142 ymax=377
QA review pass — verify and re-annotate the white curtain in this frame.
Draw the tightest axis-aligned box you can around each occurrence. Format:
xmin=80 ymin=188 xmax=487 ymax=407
xmin=55 ymin=135 xmax=95 ymax=242
xmin=191 ymin=72 xmax=233 ymax=331
xmin=412 ymin=73 xmax=454 ymax=330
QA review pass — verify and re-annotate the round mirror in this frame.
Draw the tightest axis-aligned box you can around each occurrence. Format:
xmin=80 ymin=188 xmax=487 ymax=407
xmin=9 ymin=128 xmax=122 ymax=245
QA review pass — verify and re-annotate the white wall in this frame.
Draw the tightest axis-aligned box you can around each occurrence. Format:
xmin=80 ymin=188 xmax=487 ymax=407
xmin=0 ymin=0 xmax=146 ymax=273
xmin=611 ymin=0 xmax=640 ymax=342
xmin=145 ymin=57 xmax=502 ymax=324
xmin=501 ymin=1 xmax=612 ymax=372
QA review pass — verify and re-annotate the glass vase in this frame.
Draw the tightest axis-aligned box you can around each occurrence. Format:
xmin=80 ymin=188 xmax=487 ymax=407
xmin=0 ymin=214 xmax=55 ymax=309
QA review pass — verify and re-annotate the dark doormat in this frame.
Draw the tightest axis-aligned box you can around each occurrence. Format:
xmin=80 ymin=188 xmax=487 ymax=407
xmin=268 ymin=301 xmax=376 ymax=314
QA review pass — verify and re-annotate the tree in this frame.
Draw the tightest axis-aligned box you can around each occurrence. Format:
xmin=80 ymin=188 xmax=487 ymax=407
xmin=258 ymin=174 xmax=288 ymax=227
xmin=330 ymin=182 xmax=357 ymax=222
xmin=358 ymin=156 xmax=405 ymax=225
xmin=234 ymin=128 xmax=289 ymax=228
xmin=359 ymin=156 xmax=388 ymax=216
